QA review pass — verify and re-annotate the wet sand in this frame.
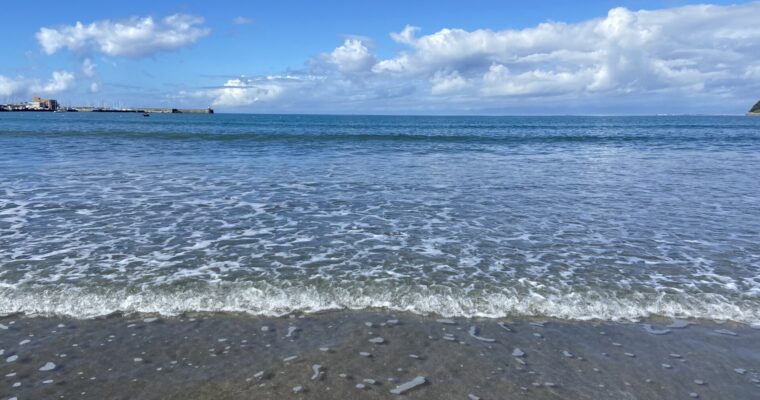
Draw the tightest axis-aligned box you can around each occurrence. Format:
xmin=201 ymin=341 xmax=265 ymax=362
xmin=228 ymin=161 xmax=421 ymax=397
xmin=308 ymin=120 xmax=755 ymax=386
xmin=1 ymin=311 xmax=759 ymax=399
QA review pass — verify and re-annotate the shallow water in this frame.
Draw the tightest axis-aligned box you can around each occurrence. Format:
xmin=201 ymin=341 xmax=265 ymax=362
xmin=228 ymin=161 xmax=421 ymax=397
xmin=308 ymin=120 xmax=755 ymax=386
xmin=1 ymin=113 xmax=759 ymax=321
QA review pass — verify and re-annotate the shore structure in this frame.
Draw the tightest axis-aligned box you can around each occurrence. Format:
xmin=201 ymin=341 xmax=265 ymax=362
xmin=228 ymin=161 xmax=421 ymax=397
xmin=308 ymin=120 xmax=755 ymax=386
xmin=70 ymin=106 xmax=214 ymax=114
xmin=0 ymin=96 xmax=213 ymax=113
xmin=0 ymin=96 xmax=59 ymax=111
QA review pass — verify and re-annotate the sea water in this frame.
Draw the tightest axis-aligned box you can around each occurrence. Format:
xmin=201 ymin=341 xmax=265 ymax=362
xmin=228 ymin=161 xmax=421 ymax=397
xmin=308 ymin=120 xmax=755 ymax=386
xmin=1 ymin=112 xmax=759 ymax=322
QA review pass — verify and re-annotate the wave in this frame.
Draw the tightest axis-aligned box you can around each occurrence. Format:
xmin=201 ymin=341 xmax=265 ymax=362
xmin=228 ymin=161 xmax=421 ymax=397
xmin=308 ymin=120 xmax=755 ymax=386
xmin=1 ymin=282 xmax=758 ymax=323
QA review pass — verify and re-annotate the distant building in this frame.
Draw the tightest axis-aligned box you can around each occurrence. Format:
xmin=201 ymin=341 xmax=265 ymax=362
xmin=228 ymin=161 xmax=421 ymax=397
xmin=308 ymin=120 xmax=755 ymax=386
xmin=31 ymin=96 xmax=59 ymax=111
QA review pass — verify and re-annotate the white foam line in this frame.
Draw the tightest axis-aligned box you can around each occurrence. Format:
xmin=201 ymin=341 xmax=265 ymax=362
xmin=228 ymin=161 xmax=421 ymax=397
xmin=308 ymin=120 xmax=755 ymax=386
xmin=0 ymin=283 xmax=758 ymax=324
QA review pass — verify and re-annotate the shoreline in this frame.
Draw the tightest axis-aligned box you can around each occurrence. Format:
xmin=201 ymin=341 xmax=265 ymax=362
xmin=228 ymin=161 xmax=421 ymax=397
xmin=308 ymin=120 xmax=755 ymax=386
xmin=1 ymin=310 xmax=758 ymax=399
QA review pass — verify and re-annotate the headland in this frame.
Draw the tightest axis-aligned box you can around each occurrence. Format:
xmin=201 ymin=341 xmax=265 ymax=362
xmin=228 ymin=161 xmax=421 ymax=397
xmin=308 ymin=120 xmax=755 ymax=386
xmin=748 ymin=100 xmax=760 ymax=115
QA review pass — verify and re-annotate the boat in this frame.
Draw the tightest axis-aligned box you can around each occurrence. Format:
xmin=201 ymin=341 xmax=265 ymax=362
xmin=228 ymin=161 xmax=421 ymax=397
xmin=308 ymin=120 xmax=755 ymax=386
xmin=143 ymin=112 xmax=150 ymax=117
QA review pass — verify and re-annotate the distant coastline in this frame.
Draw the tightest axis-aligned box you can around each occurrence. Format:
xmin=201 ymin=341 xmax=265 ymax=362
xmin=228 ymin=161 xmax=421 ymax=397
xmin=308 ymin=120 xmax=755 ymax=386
xmin=0 ymin=107 xmax=214 ymax=114
xmin=0 ymin=95 xmax=213 ymax=114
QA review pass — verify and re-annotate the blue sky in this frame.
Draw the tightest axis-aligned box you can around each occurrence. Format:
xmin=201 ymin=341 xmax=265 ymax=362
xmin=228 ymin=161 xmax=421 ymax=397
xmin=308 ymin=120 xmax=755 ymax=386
xmin=1 ymin=0 xmax=758 ymax=114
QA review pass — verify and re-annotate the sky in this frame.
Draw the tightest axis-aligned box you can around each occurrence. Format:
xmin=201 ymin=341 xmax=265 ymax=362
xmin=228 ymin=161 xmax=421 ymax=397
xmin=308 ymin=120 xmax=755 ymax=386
xmin=1 ymin=0 xmax=759 ymax=114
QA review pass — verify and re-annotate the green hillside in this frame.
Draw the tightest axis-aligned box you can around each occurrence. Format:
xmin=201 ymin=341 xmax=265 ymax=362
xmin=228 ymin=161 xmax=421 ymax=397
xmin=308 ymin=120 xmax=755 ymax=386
xmin=751 ymin=100 xmax=760 ymax=113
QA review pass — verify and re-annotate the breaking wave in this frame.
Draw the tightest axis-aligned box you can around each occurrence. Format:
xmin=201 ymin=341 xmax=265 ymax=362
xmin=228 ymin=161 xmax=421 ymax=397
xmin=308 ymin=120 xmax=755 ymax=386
xmin=1 ymin=282 xmax=758 ymax=323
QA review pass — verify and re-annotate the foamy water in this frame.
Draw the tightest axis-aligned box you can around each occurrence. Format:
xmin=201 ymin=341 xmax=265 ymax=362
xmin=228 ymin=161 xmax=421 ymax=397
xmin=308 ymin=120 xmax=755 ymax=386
xmin=1 ymin=113 xmax=759 ymax=322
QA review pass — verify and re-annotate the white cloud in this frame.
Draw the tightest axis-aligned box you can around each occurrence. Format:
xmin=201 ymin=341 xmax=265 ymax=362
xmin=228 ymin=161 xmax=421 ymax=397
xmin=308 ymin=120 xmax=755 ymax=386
xmin=193 ymin=3 xmax=760 ymax=113
xmin=390 ymin=25 xmax=420 ymax=45
xmin=208 ymin=78 xmax=284 ymax=107
xmin=326 ymin=39 xmax=376 ymax=73
xmin=372 ymin=54 xmax=411 ymax=74
xmin=481 ymin=64 xmax=596 ymax=96
xmin=40 ymin=71 xmax=75 ymax=93
xmin=0 ymin=76 xmax=27 ymax=98
xmin=430 ymin=69 xmax=468 ymax=95
xmin=82 ymin=58 xmax=96 ymax=77
xmin=0 ymin=71 xmax=75 ymax=98
xmin=36 ymin=14 xmax=210 ymax=58
xmin=187 ymin=76 xmax=326 ymax=107
xmin=374 ymin=3 xmax=760 ymax=99
xmin=232 ymin=16 xmax=253 ymax=25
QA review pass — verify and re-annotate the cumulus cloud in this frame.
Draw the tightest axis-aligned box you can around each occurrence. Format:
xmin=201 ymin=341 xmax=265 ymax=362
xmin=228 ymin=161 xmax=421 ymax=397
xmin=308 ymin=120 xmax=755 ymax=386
xmin=41 ymin=71 xmax=76 ymax=93
xmin=185 ymin=75 xmax=328 ymax=108
xmin=326 ymin=39 xmax=376 ymax=73
xmin=36 ymin=14 xmax=210 ymax=58
xmin=430 ymin=69 xmax=469 ymax=95
xmin=0 ymin=71 xmax=75 ymax=98
xmin=206 ymin=78 xmax=284 ymax=107
xmin=194 ymin=3 xmax=760 ymax=113
xmin=376 ymin=4 xmax=760 ymax=98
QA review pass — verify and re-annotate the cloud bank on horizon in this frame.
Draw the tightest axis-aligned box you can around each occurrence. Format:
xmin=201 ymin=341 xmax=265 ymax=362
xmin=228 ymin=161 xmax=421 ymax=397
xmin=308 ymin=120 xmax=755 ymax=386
xmin=194 ymin=3 xmax=760 ymax=113
xmin=2 ymin=3 xmax=760 ymax=113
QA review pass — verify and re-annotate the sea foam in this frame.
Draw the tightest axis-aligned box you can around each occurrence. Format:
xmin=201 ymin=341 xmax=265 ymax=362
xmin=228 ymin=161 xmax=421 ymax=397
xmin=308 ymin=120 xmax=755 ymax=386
xmin=1 ymin=282 xmax=757 ymax=323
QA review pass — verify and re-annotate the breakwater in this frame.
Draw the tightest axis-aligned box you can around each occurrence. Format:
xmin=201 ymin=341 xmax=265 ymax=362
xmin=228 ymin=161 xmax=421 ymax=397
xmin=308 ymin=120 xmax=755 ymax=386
xmin=69 ymin=107 xmax=214 ymax=114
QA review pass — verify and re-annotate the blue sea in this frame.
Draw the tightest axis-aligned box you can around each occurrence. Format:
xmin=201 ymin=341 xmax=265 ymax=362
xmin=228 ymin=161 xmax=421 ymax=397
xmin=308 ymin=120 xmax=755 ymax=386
xmin=1 ymin=112 xmax=759 ymax=322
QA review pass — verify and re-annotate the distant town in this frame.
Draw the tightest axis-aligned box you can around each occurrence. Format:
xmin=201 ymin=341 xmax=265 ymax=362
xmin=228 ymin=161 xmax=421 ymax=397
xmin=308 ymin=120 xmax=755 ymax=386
xmin=0 ymin=96 xmax=213 ymax=114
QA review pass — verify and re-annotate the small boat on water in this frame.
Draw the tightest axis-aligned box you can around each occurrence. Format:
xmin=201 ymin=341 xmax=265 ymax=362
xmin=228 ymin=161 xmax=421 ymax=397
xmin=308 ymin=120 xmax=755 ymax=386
xmin=143 ymin=112 xmax=150 ymax=117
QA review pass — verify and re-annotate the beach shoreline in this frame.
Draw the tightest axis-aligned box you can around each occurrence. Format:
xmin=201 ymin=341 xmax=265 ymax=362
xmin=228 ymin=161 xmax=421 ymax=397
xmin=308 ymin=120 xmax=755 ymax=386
xmin=1 ymin=310 xmax=758 ymax=399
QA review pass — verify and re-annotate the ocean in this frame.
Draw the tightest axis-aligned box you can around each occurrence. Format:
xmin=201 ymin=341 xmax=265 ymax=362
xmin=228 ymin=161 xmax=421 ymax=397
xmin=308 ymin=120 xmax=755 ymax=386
xmin=1 ymin=112 xmax=759 ymax=322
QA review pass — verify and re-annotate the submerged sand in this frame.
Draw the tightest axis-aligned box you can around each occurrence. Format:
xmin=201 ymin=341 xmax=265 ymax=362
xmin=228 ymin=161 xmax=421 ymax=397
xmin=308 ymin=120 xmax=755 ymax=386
xmin=1 ymin=311 xmax=759 ymax=399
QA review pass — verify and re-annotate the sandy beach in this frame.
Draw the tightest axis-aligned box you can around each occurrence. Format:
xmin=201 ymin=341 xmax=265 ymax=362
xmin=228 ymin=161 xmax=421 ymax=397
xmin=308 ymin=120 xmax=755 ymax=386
xmin=1 ymin=311 xmax=758 ymax=399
